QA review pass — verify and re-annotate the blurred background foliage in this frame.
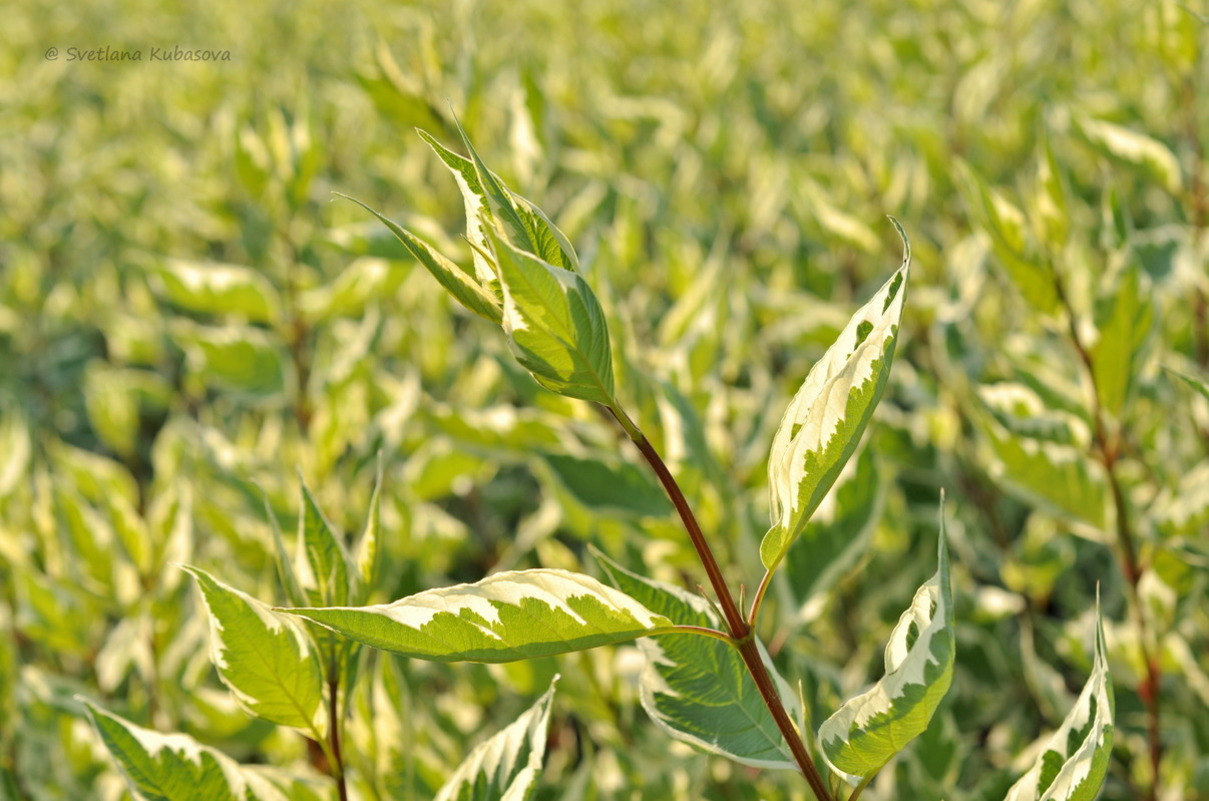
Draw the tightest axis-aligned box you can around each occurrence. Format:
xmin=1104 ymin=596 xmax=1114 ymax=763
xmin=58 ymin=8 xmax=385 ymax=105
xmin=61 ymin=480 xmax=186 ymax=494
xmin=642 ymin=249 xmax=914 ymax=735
xmin=2 ymin=0 xmax=1207 ymax=798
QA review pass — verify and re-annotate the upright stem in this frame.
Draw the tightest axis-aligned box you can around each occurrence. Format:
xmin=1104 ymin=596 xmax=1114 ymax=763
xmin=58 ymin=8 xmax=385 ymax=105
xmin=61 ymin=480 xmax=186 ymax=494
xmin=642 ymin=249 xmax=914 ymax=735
xmin=606 ymin=406 xmax=835 ymax=801
xmin=1052 ymin=278 xmax=1161 ymax=801
xmin=327 ymin=671 xmax=349 ymax=801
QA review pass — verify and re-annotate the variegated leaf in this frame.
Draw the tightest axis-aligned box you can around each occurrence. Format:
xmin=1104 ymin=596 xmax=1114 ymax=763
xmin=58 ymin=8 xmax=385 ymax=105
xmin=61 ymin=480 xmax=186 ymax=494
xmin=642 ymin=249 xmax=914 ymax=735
xmin=182 ymin=566 xmax=326 ymax=735
xmin=818 ymin=503 xmax=954 ymax=784
xmin=282 ymin=569 xmax=671 ymax=663
xmin=82 ymin=701 xmax=292 ymax=801
xmin=1004 ymin=603 xmax=1114 ymax=801
xmin=761 ymin=223 xmax=909 ymax=571
xmin=435 ymin=677 xmax=558 ymax=801
xmin=335 ymin=193 xmax=503 ymax=324
xmin=596 ymin=551 xmax=803 ymax=770
xmin=493 ymin=233 xmax=616 ymax=404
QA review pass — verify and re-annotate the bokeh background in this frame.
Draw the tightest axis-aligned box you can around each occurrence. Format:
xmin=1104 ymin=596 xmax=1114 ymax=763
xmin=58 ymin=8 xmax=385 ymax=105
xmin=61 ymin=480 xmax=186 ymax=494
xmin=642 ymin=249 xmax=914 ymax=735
xmin=2 ymin=0 xmax=1207 ymax=799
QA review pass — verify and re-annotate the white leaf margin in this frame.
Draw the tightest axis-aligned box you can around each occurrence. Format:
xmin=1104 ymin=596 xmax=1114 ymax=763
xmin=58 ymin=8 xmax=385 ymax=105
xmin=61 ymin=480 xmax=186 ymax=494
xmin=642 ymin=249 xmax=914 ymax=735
xmin=434 ymin=677 xmax=558 ymax=801
xmin=1004 ymin=599 xmax=1114 ymax=801
xmin=762 ymin=223 xmax=909 ymax=570
xmin=818 ymin=504 xmax=954 ymax=784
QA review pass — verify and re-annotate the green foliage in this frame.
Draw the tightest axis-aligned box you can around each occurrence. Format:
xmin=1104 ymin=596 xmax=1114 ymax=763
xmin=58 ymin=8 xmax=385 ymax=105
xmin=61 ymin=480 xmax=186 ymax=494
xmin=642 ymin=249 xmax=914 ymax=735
xmin=6 ymin=1 xmax=1206 ymax=799
xmin=285 ymin=569 xmax=672 ymax=663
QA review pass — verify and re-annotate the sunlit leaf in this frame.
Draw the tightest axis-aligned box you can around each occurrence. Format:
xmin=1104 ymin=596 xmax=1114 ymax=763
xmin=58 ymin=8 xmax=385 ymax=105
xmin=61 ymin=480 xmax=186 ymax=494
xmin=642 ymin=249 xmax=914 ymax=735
xmin=761 ymin=222 xmax=908 ymax=571
xmin=337 ymin=194 xmax=503 ymax=325
xmin=82 ymin=701 xmax=292 ymax=801
xmin=295 ymin=481 xmax=356 ymax=608
xmin=434 ymin=677 xmax=558 ymax=801
xmin=1004 ymin=602 xmax=1114 ymax=801
xmin=151 ymin=259 xmax=281 ymax=323
xmin=957 ymin=163 xmax=1058 ymax=313
xmin=818 ymin=503 xmax=954 ymax=785
xmin=1075 ymin=116 xmax=1182 ymax=193
xmin=282 ymin=569 xmax=671 ymax=663
xmin=182 ymin=566 xmax=326 ymax=735
xmin=493 ymin=233 xmax=616 ymax=404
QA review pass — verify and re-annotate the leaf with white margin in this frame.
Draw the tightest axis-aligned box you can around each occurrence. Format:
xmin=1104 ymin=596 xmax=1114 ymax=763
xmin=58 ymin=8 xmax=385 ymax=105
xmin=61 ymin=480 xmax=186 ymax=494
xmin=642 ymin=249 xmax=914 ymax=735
xmin=182 ymin=566 xmax=326 ymax=735
xmin=1075 ymin=115 xmax=1182 ymax=193
xmin=761 ymin=222 xmax=908 ymax=571
xmin=818 ymin=502 xmax=954 ymax=785
xmin=1004 ymin=601 xmax=1114 ymax=801
xmin=493 ymin=232 xmax=616 ymax=404
xmin=594 ymin=550 xmax=803 ymax=770
xmin=82 ymin=700 xmax=292 ymax=801
xmin=435 ymin=676 xmax=558 ymax=801
xmin=335 ymin=193 xmax=503 ymax=325
xmin=282 ymin=569 xmax=671 ymax=663
xmin=295 ymin=481 xmax=357 ymax=608
xmin=152 ymin=259 xmax=281 ymax=324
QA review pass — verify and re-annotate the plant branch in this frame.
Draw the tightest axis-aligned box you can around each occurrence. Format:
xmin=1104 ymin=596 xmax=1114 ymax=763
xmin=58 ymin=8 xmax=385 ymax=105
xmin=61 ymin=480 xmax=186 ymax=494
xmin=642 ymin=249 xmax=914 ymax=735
xmin=327 ymin=669 xmax=349 ymax=801
xmin=605 ymin=404 xmax=835 ymax=801
xmin=1052 ymin=275 xmax=1160 ymax=801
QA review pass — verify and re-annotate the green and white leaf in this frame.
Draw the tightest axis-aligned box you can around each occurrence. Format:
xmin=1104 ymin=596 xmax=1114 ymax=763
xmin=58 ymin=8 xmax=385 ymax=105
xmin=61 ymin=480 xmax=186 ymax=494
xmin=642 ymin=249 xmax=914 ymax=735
xmin=976 ymin=384 xmax=1107 ymax=529
xmin=295 ymin=481 xmax=357 ymax=608
xmin=282 ymin=569 xmax=671 ymax=663
xmin=1004 ymin=604 xmax=1114 ymax=801
xmin=818 ymin=507 xmax=954 ymax=785
xmin=1074 ymin=115 xmax=1182 ymax=193
xmin=434 ymin=677 xmax=558 ymax=801
xmin=447 ymin=124 xmax=578 ymax=272
xmin=761 ymin=224 xmax=908 ymax=571
xmin=493 ymin=233 xmax=616 ymax=404
xmin=786 ymin=446 xmax=884 ymax=617
xmin=353 ymin=457 xmax=384 ymax=601
xmin=336 ymin=193 xmax=503 ymax=325
xmin=595 ymin=551 xmax=804 ymax=770
xmin=151 ymin=259 xmax=281 ymax=324
xmin=171 ymin=321 xmax=287 ymax=399
xmin=182 ymin=566 xmax=326 ymax=736
xmin=82 ymin=701 xmax=291 ymax=801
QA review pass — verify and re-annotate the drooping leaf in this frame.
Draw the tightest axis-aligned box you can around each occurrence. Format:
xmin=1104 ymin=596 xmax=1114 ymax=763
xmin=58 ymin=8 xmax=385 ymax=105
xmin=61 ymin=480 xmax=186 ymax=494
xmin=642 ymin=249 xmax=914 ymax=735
xmin=1090 ymin=265 xmax=1153 ymax=417
xmin=493 ymin=233 xmax=616 ymax=404
xmin=282 ymin=569 xmax=671 ymax=663
xmin=1074 ymin=116 xmax=1182 ymax=193
xmin=82 ymin=701 xmax=292 ymax=801
xmin=336 ymin=194 xmax=503 ymax=325
xmin=182 ymin=566 xmax=326 ymax=735
xmin=761 ymin=223 xmax=908 ymax=571
xmin=595 ymin=551 xmax=803 ymax=770
xmin=434 ymin=677 xmax=558 ymax=801
xmin=151 ymin=259 xmax=281 ymax=324
xmin=818 ymin=504 xmax=954 ymax=785
xmin=1004 ymin=603 xmax=1114 ymax=801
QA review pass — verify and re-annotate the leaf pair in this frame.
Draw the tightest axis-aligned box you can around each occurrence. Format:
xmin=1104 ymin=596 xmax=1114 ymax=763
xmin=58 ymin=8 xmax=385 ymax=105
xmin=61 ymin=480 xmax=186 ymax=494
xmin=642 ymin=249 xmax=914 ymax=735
xmin=342 ymin=127 xmax=617 ymax=406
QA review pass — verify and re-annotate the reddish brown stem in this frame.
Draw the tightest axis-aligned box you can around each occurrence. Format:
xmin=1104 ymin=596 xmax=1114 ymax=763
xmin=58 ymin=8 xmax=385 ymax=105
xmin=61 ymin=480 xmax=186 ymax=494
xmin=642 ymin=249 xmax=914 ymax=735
xmin=608 ymin=407 xmax=834 ymax=801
